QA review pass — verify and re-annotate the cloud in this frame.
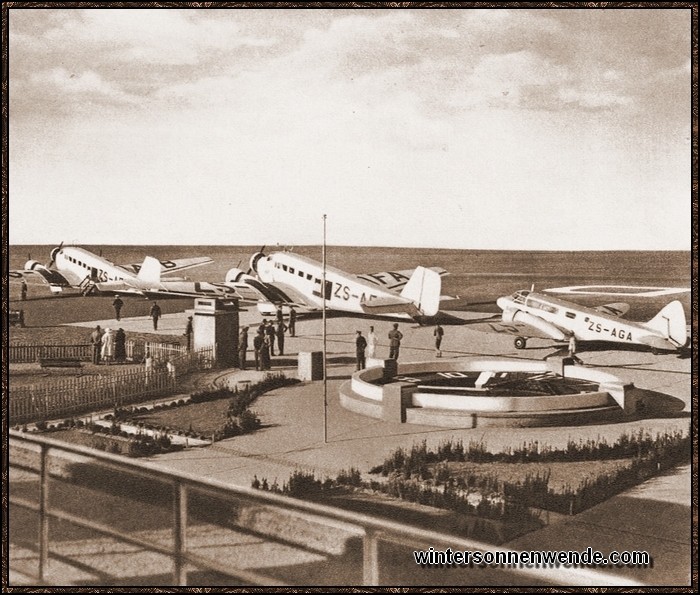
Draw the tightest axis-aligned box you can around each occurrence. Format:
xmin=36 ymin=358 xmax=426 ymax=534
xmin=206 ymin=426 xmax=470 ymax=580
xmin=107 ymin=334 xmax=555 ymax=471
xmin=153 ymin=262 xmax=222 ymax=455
xmin=31 ymin=68 xmax=141 ymax=104
xmin=42 ymin=9 xmax=276 ymax=66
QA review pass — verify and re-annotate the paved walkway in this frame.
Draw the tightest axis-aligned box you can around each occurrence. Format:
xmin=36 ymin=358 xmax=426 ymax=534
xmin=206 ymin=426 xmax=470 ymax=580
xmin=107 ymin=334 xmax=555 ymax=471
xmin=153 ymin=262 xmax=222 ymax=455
xmin=16 ymin=307 xmax=693 ymax=586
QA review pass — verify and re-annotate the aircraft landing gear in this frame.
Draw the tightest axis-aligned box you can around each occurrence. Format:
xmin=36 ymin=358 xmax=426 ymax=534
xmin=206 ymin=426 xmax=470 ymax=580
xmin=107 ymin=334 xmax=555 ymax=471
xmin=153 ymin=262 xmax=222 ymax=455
xmin=514 ymin=336 xmax=527 ymax=350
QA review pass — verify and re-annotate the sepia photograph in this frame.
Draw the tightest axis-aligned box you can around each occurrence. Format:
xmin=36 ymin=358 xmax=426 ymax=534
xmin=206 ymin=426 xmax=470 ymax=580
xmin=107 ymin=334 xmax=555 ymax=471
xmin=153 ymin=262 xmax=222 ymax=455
xmin=4 ymin=4 xmax=695 ymax=589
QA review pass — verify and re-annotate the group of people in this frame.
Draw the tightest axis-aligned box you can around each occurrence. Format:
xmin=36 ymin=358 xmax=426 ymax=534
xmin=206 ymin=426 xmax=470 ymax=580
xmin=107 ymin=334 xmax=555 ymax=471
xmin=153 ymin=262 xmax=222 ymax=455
xmin=234 ymin=307 xmax=299 ymax=371
xmin=112 ymin=296 xmax=163 ymax=332
xmin=354 ymin=323 xmax=446 ymax=370
xmin=89 ymin=325 xmax=127 ymax=365
xmin=241 ymin=319 xmax=286 ymax=371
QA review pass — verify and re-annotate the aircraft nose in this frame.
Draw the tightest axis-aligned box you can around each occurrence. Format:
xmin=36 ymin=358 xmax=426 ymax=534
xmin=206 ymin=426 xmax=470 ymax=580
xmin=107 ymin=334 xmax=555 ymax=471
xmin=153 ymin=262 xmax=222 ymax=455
xmin=496 ymin=297 xmax=508 ymax=311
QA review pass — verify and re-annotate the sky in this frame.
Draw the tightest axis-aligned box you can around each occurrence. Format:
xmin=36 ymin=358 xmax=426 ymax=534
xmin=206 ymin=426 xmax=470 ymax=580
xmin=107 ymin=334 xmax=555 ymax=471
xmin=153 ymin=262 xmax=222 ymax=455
xmin=8 ymin=7 xmax=693 ymax=249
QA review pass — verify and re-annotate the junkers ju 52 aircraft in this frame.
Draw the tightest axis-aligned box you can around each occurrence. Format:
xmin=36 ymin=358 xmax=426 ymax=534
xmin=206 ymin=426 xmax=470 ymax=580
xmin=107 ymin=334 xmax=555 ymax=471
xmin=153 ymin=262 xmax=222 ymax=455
xmin=235 ymin=248 xmax=448 ymax=321
xmin=493 ymin=288 xmax=688 ymax=353
xmin=10 ymin=245 xmax=225 ymax=299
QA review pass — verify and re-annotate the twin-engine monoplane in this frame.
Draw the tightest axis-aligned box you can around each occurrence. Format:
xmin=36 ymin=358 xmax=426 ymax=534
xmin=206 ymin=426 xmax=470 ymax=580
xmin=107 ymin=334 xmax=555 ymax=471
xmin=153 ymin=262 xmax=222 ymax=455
xmin=492 ymin=289 xmax=688 ymax=353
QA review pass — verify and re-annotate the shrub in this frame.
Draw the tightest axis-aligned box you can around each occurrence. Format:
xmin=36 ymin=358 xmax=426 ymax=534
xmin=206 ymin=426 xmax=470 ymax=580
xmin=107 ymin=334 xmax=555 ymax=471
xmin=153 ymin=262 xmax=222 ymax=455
xmin=237 ymin=410 xmax=261 ymax=433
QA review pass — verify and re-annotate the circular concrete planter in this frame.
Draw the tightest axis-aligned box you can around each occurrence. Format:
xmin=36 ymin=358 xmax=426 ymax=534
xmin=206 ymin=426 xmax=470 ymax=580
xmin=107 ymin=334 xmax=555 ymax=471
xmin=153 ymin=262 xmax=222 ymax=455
xmin=340 ymin=358 xmax=633 ymax=428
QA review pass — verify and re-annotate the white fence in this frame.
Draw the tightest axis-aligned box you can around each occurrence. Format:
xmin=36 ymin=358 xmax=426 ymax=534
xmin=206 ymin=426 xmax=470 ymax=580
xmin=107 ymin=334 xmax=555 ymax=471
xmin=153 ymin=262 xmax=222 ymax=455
xmin=9 ymin=340 xmax=188 ymax=364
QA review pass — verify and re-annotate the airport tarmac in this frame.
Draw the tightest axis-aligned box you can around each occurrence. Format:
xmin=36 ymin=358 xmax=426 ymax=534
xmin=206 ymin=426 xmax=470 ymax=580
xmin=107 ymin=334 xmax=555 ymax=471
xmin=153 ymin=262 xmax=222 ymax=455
xmin=59 ymin=308 xmax=694 ymax=585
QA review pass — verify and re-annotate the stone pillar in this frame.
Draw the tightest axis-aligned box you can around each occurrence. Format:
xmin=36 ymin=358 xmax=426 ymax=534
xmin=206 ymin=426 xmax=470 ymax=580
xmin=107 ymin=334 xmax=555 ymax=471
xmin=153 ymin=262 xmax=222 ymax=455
xmin=382 ymin=382 xmax=416 ymax=423
xmin=298 ymin=351 xmax=324 ymax=381
xmin=193 ymin=298 xmax=239 ymax=367
xmin=382 ymin=358 xmax=398 ymax=383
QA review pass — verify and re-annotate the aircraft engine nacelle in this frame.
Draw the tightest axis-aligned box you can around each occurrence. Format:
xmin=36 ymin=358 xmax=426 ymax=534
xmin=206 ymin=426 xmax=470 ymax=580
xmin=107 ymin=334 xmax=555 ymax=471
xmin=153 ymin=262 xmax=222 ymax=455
xmin=225 ymin=268 xmax=254 ymax=284
xmin=250 ymin=252 xmax=274 ymax=282
xmin=25 ymin=260 xmax=49 ymax=272
xmin=501 ymin=308 xmax=518 ymax=323
xmin=512 ymin=310 xmax=568 ymax=341
xmin=249 ymin=252 xmax=266 ymax=275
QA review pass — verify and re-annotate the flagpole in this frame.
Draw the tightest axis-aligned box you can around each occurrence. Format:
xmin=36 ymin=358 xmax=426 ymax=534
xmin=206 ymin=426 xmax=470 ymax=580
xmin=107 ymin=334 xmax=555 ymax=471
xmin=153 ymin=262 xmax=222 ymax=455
xmin=322 ymin=214 xmax=328 ymax=444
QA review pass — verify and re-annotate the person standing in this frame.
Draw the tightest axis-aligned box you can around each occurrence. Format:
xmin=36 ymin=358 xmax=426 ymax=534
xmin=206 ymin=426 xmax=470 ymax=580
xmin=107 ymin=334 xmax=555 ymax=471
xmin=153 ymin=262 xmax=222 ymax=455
xmin=144 ymin=348 xmax=153 ymax=386
xmin=149 ymin=301 xmax=162 ymax=331
xmin=568 ymin=335 xmax=583 ymax=364
xmin=20 ymin=279 xmax=27 ymax=301
xmin=253 ymin=328 xmax=264 ymax=371
xmin=367 ymin=325 xmax=378 ymax=359
xmin=114 ymin=328 xmax=127 ymax=362
xmin=276 ymin=320 xmax=288 ymax=356
xmin=238 ymin=326 xmax=249 ymax=370
xmin=434 ymin=323 xmax=445 ymax=358
xmin=265 ymin=320 xmax=276 ymax=356
xmin=90 ymin=325 xmax=104 ymax=365
xmin=101 ymin=328 xmax=115 ymax=364
xmin=288 ymin=306 xmax=297 ymax=337
xmin=184 ymin=316 xmax=194 ymax=350
xmin=261 ymin=332 xmax=272 ymax=370
xmin=112 ymin=296 xmax=124 ymax=321
xmin=276 ymin=305 xmax=284 ymax=325
xmin=355 ymin=330 xmax=368 ymax=371
xmin=388 ymin=323 xmax=403 ymax=360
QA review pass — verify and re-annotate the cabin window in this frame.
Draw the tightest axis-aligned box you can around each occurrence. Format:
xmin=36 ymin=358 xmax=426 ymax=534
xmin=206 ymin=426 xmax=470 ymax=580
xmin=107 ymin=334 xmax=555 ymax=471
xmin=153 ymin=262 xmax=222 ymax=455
xmin=289 ymin=267 xmax=295 ymax=274
xmin=565 ymin=311 xmax=576 ymax=319
xmin=306 ymin=274 xmax=313 ymax=280
xmin=529 ymin=299 xmax=557 ymax=314
xmin=298 ymin=270 xmax=304 ymax=277
xmin=314 ymin=278 xmax=321 ymax=285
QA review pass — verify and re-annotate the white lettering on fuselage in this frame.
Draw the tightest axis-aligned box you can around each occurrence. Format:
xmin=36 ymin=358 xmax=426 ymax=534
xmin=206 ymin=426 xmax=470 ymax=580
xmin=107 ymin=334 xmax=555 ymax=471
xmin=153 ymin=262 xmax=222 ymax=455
xmin=586 ymin=319 xmax=634 ymax=341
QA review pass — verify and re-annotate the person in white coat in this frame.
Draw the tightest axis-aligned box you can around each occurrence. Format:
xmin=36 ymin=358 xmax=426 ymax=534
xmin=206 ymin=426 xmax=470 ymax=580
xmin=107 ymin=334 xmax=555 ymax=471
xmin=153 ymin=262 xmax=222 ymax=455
xmin=367 ymin=325 xmax=379 ymax=359
xmin=101 ymin=328 xmax=115 ymax=364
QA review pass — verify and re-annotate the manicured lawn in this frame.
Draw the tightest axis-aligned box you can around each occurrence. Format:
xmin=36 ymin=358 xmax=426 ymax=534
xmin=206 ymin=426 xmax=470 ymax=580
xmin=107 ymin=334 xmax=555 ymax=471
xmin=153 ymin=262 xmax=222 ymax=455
xmin=130 ymin=399 xmax=231 ymax=437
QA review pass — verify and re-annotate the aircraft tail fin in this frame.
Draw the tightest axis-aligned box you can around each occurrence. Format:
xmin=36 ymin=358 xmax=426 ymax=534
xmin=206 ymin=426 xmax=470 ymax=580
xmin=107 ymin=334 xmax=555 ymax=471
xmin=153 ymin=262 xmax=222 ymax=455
xmin=400 ymin=266 xmax=442 ymax=317
xmin=643 ymin=300 xmax=687 ymax=347
xmin=136 ymin=256 xmax=162 ymax=284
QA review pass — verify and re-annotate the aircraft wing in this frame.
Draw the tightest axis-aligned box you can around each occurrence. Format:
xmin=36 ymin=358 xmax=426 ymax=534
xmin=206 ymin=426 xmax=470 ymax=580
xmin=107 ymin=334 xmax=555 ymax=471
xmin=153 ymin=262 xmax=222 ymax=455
xmin=593 ymin=302 xmax=630 ymax=317
xmin=9 ymin=268 xmax=79 ymax=291
xmin=355 ymin=267 xmax=448 ymax=293
xmin=94 ymin=278 xmax=264 ymax=304
xmin=123 ymin=256 xmax=214 ymax=276
xmin=243 ymin=279 xmax=319 ymax=310
xmin=481 ymin=320 xmax=558 ymax=340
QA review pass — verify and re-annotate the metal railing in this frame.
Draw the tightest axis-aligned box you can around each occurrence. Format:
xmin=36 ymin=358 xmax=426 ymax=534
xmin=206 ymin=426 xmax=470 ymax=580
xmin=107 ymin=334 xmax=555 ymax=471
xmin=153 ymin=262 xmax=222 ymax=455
xmin=8 ymin=430 xmax=638 ymax=587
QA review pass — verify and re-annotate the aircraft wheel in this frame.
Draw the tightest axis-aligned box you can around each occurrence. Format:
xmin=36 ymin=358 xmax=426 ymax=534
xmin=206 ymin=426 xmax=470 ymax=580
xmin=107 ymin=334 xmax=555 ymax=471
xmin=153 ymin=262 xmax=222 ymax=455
xmin=514 ymin=336 xmax=527 ymax=350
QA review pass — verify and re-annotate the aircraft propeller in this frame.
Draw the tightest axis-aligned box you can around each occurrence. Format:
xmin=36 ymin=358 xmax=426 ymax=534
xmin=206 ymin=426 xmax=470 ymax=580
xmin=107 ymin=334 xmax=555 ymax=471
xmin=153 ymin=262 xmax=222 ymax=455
xmin=247 ymin=245 xmax=266 ymax=275
xmin=48 ymin=241 xmax=64 ymax=269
